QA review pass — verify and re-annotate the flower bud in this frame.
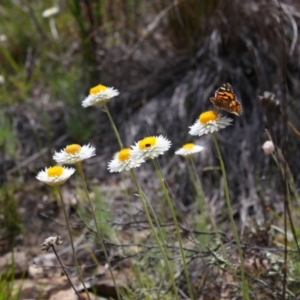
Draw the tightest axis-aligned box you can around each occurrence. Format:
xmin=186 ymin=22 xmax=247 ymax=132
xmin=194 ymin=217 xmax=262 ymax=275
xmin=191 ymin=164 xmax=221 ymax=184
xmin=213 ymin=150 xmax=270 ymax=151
xmin=262 ymin=141 xmax=274 ymax=154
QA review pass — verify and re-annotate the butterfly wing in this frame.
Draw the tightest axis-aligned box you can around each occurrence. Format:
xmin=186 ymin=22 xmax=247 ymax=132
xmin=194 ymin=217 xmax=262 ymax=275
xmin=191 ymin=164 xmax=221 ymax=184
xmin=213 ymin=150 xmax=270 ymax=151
xmin=210 ymin=83 xmax=242 ymax=116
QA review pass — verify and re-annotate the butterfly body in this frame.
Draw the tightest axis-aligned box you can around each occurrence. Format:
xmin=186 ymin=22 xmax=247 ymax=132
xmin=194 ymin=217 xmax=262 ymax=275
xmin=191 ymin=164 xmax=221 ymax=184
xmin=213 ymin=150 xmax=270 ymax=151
xmin=210 ymin=83 xmax=242 ymax=116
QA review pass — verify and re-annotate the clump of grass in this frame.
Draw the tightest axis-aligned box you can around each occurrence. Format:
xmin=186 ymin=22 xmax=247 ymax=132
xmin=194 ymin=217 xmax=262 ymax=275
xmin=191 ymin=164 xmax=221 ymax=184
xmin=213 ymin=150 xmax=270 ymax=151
xmin=0 ymin=111 xmax=17 ymax=158
xmin=0 ymin=260 xmax=22 ymax=300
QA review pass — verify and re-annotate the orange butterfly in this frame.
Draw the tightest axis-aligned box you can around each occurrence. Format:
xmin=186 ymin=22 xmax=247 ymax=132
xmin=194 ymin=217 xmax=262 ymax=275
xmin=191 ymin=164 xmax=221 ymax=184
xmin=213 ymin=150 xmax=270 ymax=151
xmin=210 ymin=83 xmax=242 ymax=116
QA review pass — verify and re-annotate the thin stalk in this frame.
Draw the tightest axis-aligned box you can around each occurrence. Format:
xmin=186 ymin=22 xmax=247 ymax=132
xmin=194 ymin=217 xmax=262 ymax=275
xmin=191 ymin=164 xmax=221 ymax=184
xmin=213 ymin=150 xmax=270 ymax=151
xmin=121 ymin=173 xmax=145 ymax=290
xmin=137 ymin=187 xmax=177 ymax=280
xmin=139 ymin=188 xmax=167 ymax=242
xmin=103 ymin=104 xmax=124 ymax=149
xmin=51 ymin=245 xmax=83 ymax=300
xmin=189 ymin=158 xmax=205 ymax=217
xmin=152 ymin=159 xmax=194 ymax=300
xmin=212 ymin=133 xmax=249 ymax=299
xmin=76 ymin=162 xmax=122 ymax=300
xmin=49 ymin=18 xmax=59 ymax=39
xmin=271 ymin=153 xmax=300 ymax=255
xmin=188 ymin=157 xmax=236 ymax=276
xmin=130 ymin=170 xmax=180 ymax=300
xmin=271 ymin=153 xmax=300 ymax=202
xmin=188 ymin=158 xmax=218 ymax=243
xmin=56 ymin=187 xmax=91 ymax=300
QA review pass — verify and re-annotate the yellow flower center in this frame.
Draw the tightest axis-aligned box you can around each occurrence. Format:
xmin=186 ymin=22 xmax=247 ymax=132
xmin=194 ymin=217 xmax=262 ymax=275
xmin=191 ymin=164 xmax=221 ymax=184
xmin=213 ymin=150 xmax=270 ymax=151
xmin=90 ymin=84 xmax=107 ymax=94
xmin=65 ymin=144 xmax=81 ymax=154
xmin=47 ymin=166 xmax=63 ymax=177
xmin=118 ymin=148 xmax=131 ymax=161
xmin=138 ymin=136 xmax=157 ymax=150
xmin=199 ymin=110 xmax=218 ymax=124
xmin=182 ymin=143 xmax=195 ymax=150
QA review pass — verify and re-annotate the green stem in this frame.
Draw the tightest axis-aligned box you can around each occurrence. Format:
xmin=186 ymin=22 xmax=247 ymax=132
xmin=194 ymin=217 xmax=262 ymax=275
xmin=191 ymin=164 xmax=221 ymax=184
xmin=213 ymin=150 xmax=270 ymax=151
xmin=212 ymin=133 xmax=249 ymax=299
xmin=188 ymin=157 xmax=233 ymax=271
xmin=103 ymin=104 xmax=123 ymax=149
xmin=138 ymin=186 xmax=175 ymax=269
xmin=56 ymin=186 xmax=91 ymax=300
xmin=76 ymin=162 xmax=122 ymax=300
xmin=189 ymin=158 xmax=205 ymax=216
xmin=152 ymin=159 xmax=194 ymax=300
xmin=121 ymin=172 xmax=146 ymax=289
xmin=130 ymin=170 xmax=180 ymax=300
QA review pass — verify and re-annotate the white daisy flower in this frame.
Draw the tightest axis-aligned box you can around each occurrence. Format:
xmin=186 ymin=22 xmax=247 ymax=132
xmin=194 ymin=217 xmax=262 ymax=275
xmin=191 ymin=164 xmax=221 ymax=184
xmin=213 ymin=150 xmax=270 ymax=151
xmin=53 ymin=144 xmax=96 ymax=165
xmin=0 ymin=34 xmax=7 ymax=43
xmin=42 ymin=6 xmax=59 ymax=18
xmin=36 ymin=165 xmax=75 ymax=186
xmin=131 ymin=135 xmax=171 ymax=160
xmin=189 ymin=110 xmax=232 ymax=137
xmin=175 ymin=143 xmax=204 ymax=158
xmin=108 ymin=148 xmax=144 ymax=173
xmin=82 ymin=84 xmax=119 ymax=107
xmin=262 ymin=140 xmax=274 ymax=154
xmin=0 ymin=75 xmax=5 ymax=85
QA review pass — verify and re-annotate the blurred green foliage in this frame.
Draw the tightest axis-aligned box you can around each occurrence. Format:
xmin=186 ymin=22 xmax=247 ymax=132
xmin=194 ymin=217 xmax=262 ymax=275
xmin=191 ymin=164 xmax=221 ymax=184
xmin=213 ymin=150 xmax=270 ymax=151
xmin=0 ymin=184 xmax=22 ymax=247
